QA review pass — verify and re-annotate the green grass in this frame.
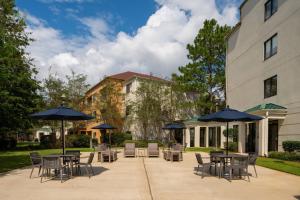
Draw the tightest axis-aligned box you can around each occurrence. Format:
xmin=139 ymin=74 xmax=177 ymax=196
xmin=185 ymin=147 xmax=300 ymax=176
xmin=185 ymin=147 xmax=222 ymax=153
xmin=0 ymin=148 xmax=94 ymax=173
xmin=16 ymin=141 xmax=39 ymax=147
xmin=257 ymin=157 xmax=300 ymax=176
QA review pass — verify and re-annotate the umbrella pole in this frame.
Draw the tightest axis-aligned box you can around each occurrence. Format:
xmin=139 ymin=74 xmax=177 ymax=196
xmin=226 ymin=122 xmax=229 ymax=155
xmin=61 ymin=119 xmax=65 ymax=155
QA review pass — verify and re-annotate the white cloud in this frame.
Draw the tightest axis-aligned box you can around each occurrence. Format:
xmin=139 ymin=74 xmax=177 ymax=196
xmin=25 ymin=0 xmax=239 ymax=84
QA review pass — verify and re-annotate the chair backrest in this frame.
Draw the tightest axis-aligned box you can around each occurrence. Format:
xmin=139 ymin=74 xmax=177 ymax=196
xmin=42 ymin=156 xmax=61 ymax=169
xmin=148 ymin=143 xmax=158 ymax=150
xmin=87 ymin=153 xmax=94 ymax=164
xmin=125 ymin=143 xmax=135 ymax=150
xmin=233 ymin=156 xmax=249 ymax=168
xmin=172 ymin=143 xmax=183 ymax=151
xmin=195 ymin=153 xmax=203 ymax=165
xmin=29 ymin=152 xmax=41 ymax=165
xmin=248 ymin=153 xmax=258 ymax=165
xmin=66 ymin=150 xmax=80 ymax=157
xmin=97 ymin=143 xmax=108 ymax=151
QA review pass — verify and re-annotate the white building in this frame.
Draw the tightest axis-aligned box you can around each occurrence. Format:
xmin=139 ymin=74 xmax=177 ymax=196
xmin=226 ymin=0 xmax=300 ymax=155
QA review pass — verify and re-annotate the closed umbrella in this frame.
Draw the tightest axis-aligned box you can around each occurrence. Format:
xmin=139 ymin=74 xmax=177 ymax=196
xmin=92 ymin=123 xmax=116 ymax=146
xmin=198 ymin=106 xmax=263 ymax=155
xmin=30 ymin=105 xmax=94 ymax=154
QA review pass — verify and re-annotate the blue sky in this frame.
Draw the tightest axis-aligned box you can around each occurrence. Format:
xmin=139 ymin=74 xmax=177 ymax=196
xmin=16 ymin=0 xmax=243 ymax=84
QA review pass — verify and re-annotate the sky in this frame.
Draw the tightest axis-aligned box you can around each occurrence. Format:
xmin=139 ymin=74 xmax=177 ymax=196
xmin=16 ymin=0 xmax=243 ymax=85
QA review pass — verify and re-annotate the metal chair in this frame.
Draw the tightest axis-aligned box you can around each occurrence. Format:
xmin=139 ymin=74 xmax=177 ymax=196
xmin=40 ymin=156 xmax=67 ymax=183
xmin=29 ymin=152 xmax=42 ymax=178
xmin=209 ymin=151 xmax=224 ymax=175
xmin=248 ymin=153 xmax=258 ymax=177
xmin=65 ymin=150 xmax=81 ymax=173
xmin=124 ymin=143 xmax=136 ymax=157
xmin=78 ymin=153 xmax=95 ymax=178
xmin=147 ymin=143 xmax=159 ymax=157
xmin=228 ymin=156 xmax=250 ymax=182
xmin=195 ymin=153 xmax=211 ymax=178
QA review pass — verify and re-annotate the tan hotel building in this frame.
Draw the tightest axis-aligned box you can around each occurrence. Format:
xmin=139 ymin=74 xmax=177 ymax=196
xmin=226 ymin=0 xmax=300 ymax=155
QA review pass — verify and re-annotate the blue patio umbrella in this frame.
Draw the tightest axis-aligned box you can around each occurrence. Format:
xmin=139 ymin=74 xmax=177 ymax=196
xmin=92 ymin=123 xmax=116 ymax=145
xmin=163 ymin=123 xmax=186 ymax=145
xmin=30 ymin=105 xmax=94 ymax=154
xmin=198 ymin=107 xmax=263 ymax=154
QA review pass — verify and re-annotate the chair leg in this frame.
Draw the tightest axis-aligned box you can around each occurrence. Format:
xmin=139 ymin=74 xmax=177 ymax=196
xmin=38 ymin=166 xmax=42 ymax=176
xmin=85 ymin=165 xmax=90 ymax=178
xmin=201 ymin=165 xmax=204 ymax=179
xmin=40 ymin=168 xmax=44 ymax=183
xmin=30 ymin=167 xmax=34 ymax=178
xmin=90 ymin=164 xmax=94 ymax=176
xmin=60 ymin=169 xmax=63 ymax=183
xmin=253 ymin=165 xmax=258 ymax=177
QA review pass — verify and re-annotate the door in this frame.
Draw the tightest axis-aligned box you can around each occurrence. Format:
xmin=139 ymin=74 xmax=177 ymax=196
xmin=246 ymin=123 xmax=256 ymax=153
xmin=209 ymin=127 xmax=216 ymax=147
xmin=200 ymin=127 xmax=206 ymax=147
xmin=268 ymin=120 xmax=278 ymax=151
xmin=190 ymin=128 xmax=195 ymax=147
xmin=174 ymin=129 xmax=183 ymax=144
xmin=217 ymin=127 xmax=221 ymax=148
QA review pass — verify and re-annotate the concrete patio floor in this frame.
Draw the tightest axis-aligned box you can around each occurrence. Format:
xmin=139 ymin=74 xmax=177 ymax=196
xmin=0 ymin=151 xmax=299 ymax=200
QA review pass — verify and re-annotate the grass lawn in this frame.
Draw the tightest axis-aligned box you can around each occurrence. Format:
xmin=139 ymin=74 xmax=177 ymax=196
xmin=185 ymin=147 xmax=300 ymax=176
xmin=0 ymin=148 xmax=94 ymax=173
xmin=256 ymin=157 xmax=300 ymax=176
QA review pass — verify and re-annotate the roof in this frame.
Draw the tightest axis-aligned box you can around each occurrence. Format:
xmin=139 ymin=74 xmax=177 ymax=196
xmin=86 ymin=71 xmax=165 ymax=94
xmin=245 ymin=103 xmax=287 ymax=113
xmin=184 ymin=116 xmax=201 ymax=123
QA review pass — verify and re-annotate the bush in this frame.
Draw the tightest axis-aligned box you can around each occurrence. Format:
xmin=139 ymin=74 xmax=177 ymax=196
xmin=123 ymin=140 xmax=163 ymax=148
xmin=0 ymin=136 xmax=17 ymax=150
xmin=66 ymin=134 xmax=91 ymax=148
xmin=103 ymin=132 xmax=132 ymax=147
xmin=223 ymin=141 xmax=238 ymax=152
xmin=92 ymin=138 xmax=98 ymax=147
xmin=282 ymin=141 xmax=300 ymax=152
xmin=268 ymin=151 xmax=300 ymax=161
xmin=40 ymin=134 xmax=58 ymax=149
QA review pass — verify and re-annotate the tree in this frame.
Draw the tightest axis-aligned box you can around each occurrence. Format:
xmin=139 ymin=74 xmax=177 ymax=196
xmin=173 ymin=19 xmax=231 ymax=115
xmin=0 ymin=0 xmax=42 ymax=136
xmin=129 ymin=79 xmax=171 ymax=140
xmin=96 ymin=80 xmax=123 ymax=130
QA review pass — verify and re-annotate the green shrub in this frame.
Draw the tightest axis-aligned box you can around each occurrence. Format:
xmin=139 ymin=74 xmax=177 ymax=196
xmin=223 ymin=141 xmax=238 ymax=152
xmin=123 ymin=140 xmax=163 ymax=148
xmin=92 ymin=138 xmax=98 ymax=147
xmin=103 ymin=132 xmax=132 ymax=147
xmin=0 ymin=136 xmax=17 ymax=150
xmin=282 ymin=141 xmax=300 ymax=152
xmin=40 ymin=134 xmax=58 ymax=149
xmin=268 ymin=151 xmax=300 ymax=161
xmin=66 ymin=134 xmax=91 ymax=148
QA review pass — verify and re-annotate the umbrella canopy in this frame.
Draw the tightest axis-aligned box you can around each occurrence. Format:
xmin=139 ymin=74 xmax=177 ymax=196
xmin=30 ymin=106 xmax=94 ymax=120
xmin=198 ymin=107 xmax=263 ymax=154
xmin=162 ymin=123 xmax=185 ymax=130
xmin=30 ymin=106 xmax=94 ymax=154
xmin=92 ymin=123 xmax=116 ymax=130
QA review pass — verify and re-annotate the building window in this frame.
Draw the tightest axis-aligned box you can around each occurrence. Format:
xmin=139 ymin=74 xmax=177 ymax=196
xmin=264 ymin=34 xmax=277 ymax=60
xmin=190 ymin=128 xmax=195 ymax=147
xmin=264 ymin=75 xmax=277 ymax=98
xmin=126 ymin=83 xmax=132 ymax=94
xmin=265 ymin=0 xmax=278 ymax=21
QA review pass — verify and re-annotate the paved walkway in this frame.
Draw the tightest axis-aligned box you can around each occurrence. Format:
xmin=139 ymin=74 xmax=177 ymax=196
xmin=0 ymin=151 xmax=299 ymax=200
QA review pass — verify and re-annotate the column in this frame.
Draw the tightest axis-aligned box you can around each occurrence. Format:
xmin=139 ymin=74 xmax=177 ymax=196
xmin=220 ymin=125 xmax=226 ymax=149
xmin=194 ymin=126 xmax=200 ymax=147
xmin=238 ymin=123 xmax=246 ymax=153
xmin=186 ymin=128 xmax=190 ymax=147
xmin=258 ymin=117 xmax=268 ymax=156
xmin=205 ymin=126 xmax=209 ymax=147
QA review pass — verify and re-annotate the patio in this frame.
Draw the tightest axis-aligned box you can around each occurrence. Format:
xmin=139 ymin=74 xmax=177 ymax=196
xmin=0 ymin=151 xmax=299 ymax=200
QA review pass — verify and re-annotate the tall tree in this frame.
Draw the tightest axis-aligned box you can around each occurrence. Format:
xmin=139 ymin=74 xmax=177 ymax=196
xmin=173 ymin=19 xmax=231 ymax=115
xmin=0 ymin=0 xmax=42 ymax=136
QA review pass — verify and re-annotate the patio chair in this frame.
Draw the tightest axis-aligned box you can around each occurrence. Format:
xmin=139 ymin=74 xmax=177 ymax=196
xmin=101 ymin=148 xmax=118 ymax=162
xmin=147 ymin=143 xmax=159 ymax=157
xmin=29 ymin=152 xmax=42 ymax=178
xmin=78 ymin=152 xmax=95 ymax=178
xmin=227 ymin=156 xmax=250 ymax=182
xmin=248 ymin=153 xmax=258 ymax=177
xmin=171 ymin=143 xmax=183 ymax=161
xmin=195 ymin=153 xmax=211 ymax=178
xmin=124 ymin=143 xmax=136 ymax=157
xmin=163 ymin=149 xmax=171 ymax=161
xmin=40 ymin=156 xmax=68 ymax=183
xmin=209 ymin=151 xmax=224 ymax=175
xmin=96 ymin=143 xmax=109 ymax=162
xmin=65 ymin=150 xmax=81 ymax=173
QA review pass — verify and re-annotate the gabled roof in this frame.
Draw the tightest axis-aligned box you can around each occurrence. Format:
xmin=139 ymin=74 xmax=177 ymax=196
xmin=109 ymin=71 xmax=165 ymax=82
xmin=245 ymin=103 xmax=287 ymax=113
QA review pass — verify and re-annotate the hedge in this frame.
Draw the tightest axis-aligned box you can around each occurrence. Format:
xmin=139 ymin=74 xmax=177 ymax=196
xmin=268 ymin=151 xmax=300 ymax=162
xmin=223 ymin=141 xmax=238 ymax=152
xmin=282 ymin=141 xmax=300 ymax=152
xmin=65 ymin=134 xmax=91 ymax=148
